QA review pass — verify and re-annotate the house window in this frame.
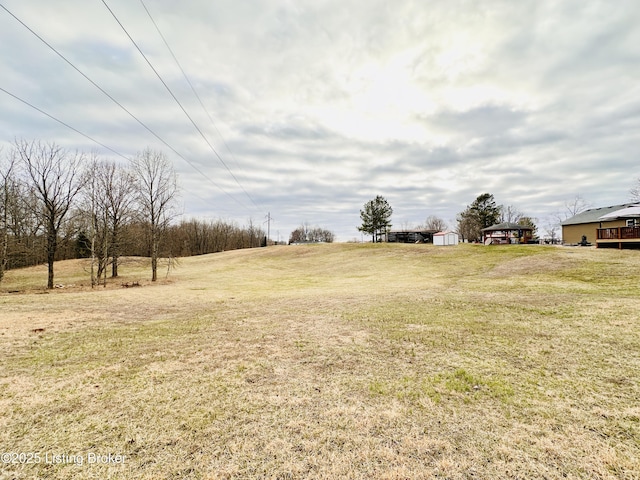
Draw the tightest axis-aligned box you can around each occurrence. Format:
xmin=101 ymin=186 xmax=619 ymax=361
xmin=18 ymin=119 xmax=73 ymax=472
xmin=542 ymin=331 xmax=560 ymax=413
xmin=626 ymin=219 xmax=640 ymax=227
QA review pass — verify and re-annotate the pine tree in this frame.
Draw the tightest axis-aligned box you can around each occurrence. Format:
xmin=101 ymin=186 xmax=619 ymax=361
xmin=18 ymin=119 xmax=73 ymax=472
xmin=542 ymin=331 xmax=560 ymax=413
xmin=358 ymin=195 xmax=393 ymax=242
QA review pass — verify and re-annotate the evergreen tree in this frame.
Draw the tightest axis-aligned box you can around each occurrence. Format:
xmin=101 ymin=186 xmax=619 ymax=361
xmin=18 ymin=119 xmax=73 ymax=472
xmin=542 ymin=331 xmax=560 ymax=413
xmin=457 ymin=193 xmax=501 ymax=242
xmin=470 ymin=193 xmax=501 ymax=229
xmin=358 ymin=195 xmax=393 ymax=242
xmin=518 ymin=216 xmax=538 ymax=237
xmin=75 ymin=230 xmax=92 ymax=258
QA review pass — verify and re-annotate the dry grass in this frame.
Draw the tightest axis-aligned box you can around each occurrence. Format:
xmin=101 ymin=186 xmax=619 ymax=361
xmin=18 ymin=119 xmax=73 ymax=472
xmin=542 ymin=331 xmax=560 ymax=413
xmin=0 ymin=243 xmax=639 ymax=479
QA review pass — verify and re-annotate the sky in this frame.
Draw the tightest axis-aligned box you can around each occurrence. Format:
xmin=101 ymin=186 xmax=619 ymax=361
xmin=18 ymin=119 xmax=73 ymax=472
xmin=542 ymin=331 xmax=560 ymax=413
xmin=1 ymin=0 xmax=639 ymax=242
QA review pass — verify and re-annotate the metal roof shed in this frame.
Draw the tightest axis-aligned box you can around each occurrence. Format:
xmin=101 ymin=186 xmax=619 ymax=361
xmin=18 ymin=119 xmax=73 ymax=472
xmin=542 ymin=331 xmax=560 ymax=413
xmin=433 ymin=231 xmax=459 ymax=246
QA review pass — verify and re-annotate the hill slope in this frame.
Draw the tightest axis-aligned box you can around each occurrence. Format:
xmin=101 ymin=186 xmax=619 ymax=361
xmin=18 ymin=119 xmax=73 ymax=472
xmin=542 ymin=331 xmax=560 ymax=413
xmin=1 ymin=243 xmax=639 ymax=478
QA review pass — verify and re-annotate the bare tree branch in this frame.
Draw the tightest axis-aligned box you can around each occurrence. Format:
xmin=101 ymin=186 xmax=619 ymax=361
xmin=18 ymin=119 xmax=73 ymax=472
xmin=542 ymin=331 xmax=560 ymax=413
xmin=423 ymin=215 xmax=448 ymax=231
xmin=630 ymin=178 xmax=640 ymax=203
xmin=564 ymin=195 xmax=591 ymax=219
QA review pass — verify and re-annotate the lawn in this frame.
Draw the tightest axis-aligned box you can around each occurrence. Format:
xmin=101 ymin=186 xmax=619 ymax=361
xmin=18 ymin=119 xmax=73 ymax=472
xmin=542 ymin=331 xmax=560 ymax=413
xmin=0 ymin=243 xmax=638 ymax=479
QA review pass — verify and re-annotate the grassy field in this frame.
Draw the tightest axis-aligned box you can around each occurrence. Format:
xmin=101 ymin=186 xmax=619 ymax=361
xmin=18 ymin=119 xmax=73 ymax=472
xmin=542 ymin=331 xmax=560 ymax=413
xmin=0 ymin=243 xmax=639 ymax=479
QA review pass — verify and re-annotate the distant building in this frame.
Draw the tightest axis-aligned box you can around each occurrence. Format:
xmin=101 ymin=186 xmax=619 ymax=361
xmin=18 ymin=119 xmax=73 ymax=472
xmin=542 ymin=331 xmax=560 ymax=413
xmin=383 ymin=229 xmax=439 ymax=243
xmin=561 ymin=203 xmax=640 ymax=249
xmin=433 ymin=231 xmax=459 ymax=246
xmin=481 ymin=222 xmax=534 ymax=245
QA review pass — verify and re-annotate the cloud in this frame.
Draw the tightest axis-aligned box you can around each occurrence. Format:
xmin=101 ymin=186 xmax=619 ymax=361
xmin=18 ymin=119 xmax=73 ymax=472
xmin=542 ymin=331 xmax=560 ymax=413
xmin=1 ymin=0 xmax=640 ymax=240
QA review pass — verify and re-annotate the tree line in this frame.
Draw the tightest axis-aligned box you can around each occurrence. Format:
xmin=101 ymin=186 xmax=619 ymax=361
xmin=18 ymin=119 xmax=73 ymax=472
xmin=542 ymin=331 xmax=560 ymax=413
xmin=0 ymin=139 xmax=264 ymax=288
xmin=288 ymin=222 xmax=335 ymax=244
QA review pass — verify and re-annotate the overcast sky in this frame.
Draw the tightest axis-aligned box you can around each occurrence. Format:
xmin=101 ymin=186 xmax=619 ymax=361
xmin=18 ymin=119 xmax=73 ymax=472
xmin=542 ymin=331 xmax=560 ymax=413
xmin=1 ymin=0 xmax=639 ymax=241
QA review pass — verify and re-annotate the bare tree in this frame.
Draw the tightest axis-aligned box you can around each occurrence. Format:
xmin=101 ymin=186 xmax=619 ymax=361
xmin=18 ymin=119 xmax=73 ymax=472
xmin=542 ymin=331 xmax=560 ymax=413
xmin=550 ymin=195 xmax=592 ymax=237
xmin=131 ymin=148 xmax=178 ymax=282
xmin=542 ymin=218 xmax=559 ymax=244
xmin=98 ymin=160 xmax=136 ymax=277
xmin=500 ymin=205 xmax=523 ymax=223
xmin=456 ymin=210 xmax=479 ymax=243
xmin=166 ymin=218 xmax=267 ymax=255
xmin=398 ymin=220 xmax=414 ymax=231
xmin=563 ymin=195 xmax=591 ymax=219
xmin=5 ymin=180 xmax=43 ymax=269
xmin=630 ymin=178 xmax=640 ymax=203
xmin=83 ymin=155 xmax=113 ymax=287
xmin=245 ymin=218 xmax=260 ymax=248
xmin=14 ymin=140 xmax=84 ymax=289
xmin=0 ymin=148 xmax=16 ymax=283
xmin=423 ymin=215 xmax=448 ymax=231
xmin=289 ymin=223 xmax=335 ymax=243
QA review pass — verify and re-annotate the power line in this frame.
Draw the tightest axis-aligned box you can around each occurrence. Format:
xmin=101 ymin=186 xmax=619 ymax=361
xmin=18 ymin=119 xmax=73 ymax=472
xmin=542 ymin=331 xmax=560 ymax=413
xmin=102 ymin=0 xmax=260 ymax=211
xmin=138 ymin=0 xmax=246 ymax=176
xmin=0 ymin=1 xmax=251 ymax=211
xmin=0 ymin=86 xmax=223 ymax=207
xmin=0 ymin=86 xmax=129 ymax=161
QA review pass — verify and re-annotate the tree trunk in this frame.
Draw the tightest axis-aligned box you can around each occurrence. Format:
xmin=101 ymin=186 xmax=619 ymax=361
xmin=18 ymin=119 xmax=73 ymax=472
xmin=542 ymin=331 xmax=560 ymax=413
xmin=101 ymin=229 xmax=108 ymax=287
xmin=47 ymin=231 xmax=56 ymax=289
xmin=111 ymin=225 xmax=119 ymax=277
xmin=0 ymin=228 xmax=6 ymax=283
xmin=0 ymin=198 xmax=7 ymax=282
xmin=151 ymin=254 xmax=157 ymax=282
xmin=90 ymin=214 xmax=96 ymax=288
xmin=112 ymin=254 xmax=119 ymax=277
xmin=151 ymin=229 xmax=158 ymax=282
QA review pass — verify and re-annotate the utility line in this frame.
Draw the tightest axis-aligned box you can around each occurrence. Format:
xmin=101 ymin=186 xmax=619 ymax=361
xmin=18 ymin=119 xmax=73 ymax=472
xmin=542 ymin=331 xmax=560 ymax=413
xmin=102 ymin=0 xmax=260 ymax=211
xmin=0 ymin=2 xmax=250 ymax=211
xmin=0 ymin=86 xmax=219 ymax=207
xmin=138 ymin=0 xmax=246 ymax=176
xmin=0 ymin=86 xmax=129 ymax=161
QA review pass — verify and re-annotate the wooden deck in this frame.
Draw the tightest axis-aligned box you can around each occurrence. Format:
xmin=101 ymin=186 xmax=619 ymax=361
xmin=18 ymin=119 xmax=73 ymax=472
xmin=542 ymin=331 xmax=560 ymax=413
xmin=596 ymin=226 xmax=640 ymax=248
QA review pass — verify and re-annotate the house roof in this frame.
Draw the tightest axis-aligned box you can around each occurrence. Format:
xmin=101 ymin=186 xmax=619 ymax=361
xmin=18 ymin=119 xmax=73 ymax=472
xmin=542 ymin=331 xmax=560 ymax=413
xmin=598 ymin=204 xmax=640 ymax=220
xmin=387 ymin=229 xmax=439 ymax=234
xmin=481 ymin=222 xmax=533 ymax=232
xmin=561 ymin=203 xmax=637 ymax=226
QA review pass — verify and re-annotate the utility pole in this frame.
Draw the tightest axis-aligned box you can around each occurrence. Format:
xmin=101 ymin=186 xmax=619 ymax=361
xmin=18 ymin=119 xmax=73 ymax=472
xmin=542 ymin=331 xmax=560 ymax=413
xmin=264 ymin=212 xmax=273 ymax=245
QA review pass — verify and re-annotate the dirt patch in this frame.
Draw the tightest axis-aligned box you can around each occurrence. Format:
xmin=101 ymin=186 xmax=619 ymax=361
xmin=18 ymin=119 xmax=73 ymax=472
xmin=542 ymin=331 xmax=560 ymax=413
xmin=484 ymin=252 xmax=578 ymax=277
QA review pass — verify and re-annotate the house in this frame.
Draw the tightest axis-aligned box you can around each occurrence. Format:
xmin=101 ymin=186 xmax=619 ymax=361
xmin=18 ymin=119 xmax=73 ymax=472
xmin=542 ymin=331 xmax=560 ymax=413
xmin=433 ymin=231 xmax=459 ymax=246
xmin=384 ymin=229 xmax=439 ymax=243
xmin=561 ymin=203 xmax=640 ymax=248
xmin=481 ymin=222 xmax=534 ymax=245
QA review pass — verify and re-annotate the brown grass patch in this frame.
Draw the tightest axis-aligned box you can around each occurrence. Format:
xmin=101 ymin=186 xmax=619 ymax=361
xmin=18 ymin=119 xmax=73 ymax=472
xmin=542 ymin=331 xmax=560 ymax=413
xmin=0 ymin=243 xmax=639 ymax=478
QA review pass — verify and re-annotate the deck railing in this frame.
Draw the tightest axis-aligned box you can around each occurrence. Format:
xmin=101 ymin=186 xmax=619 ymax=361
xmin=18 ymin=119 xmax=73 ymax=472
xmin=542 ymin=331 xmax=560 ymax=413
xmin=597 ymin=228 xmax=619 ymax=239
xmin=622 ymin=226 xmax=640 ymax=239
xmin=597 ymin=226 xmax=640 ymax=240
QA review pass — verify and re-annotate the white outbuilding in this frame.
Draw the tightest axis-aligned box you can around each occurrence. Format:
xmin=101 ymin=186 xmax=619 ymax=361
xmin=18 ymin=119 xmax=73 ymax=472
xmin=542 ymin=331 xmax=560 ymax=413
xmin=433 ymin=231 xmax=459 ymax=246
